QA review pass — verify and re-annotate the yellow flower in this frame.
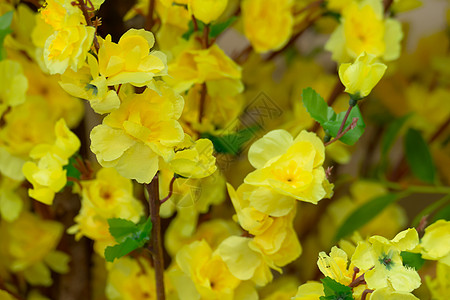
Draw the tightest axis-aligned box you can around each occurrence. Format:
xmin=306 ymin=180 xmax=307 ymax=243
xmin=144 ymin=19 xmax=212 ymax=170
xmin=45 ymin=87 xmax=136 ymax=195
xmin=426 ymin=261 xmax=450 ymax=300
xmin=0 ymin=59 xmax=28 ymax=116
xmin=317 ymin=246 xmax=357 ymax=286
xmin=338 ymin=52 xmax=387 ymax=99
xmin=90 ymin=82 xmax=184 ymax=183
xmin=22 ymin=119 xmax=80 ymax=205
xmin=249 ymin=210 xmax=302 ymax=268
xmin=40 ymin=0 xmax=85 ymax=30
xmin=173 ymin=240 xmax=241 ymax=299
xmin=60 ymin=53 xmax=120 ymax=114
xmin=370 ymin=287 xmax=419 ymax=300
xmin=244 ymin=130 xmax=333 ymax=204
xmin=293 ymin=281 xmax=324 ymax=300
xmin=44 ymin=25 xmax=95 ymax=74
xmin=168 ymin=134 xmax=217 ymax=179
xmin=351 ymin=228 xmax=421 ymax=292
xmin=420 ymin=220 xmax=450 ymax=264
xmin=0 ymin=212 xmax=69 ymax=286
xmin=98 ymin=29 xmax=167 ymax=86
xmin=68 ymin=168 xmax=143 ymax=253
xmin=241 ymin=0 xmax=293 ymax=53
xmin=106 ymin=256 xmax=174 ymax=300
xmin=166 ymin=41 xmax=242 ymax=94
xmin=188 ymin=0 xmax=228 ymax=24
xmin=325 ymin=0 xmax=403 ymax=62
xmin=216 ymin=236 xmax=273 ymax=286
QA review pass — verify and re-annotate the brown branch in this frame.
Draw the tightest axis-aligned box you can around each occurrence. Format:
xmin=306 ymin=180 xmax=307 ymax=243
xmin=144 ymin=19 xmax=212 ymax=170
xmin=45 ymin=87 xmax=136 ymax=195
xmin=198 ymin=82 xmax=207 ymax=123
xmin=145 ymin=0 xmax=156 ymax=31
xmin=384 ymin=0 xmax=394 ymax=13
xmin=337 ymin=105 xmax=354 ymax=136
xmin=361 ymin=289 xmax=374 ymax=300
xmin=77 ymin=0 xmax=100 ymax=52
xmin=324 ymin=117 xmax=358 ymax=147
xmin=145 ymin=175 xmax=165 ymax=300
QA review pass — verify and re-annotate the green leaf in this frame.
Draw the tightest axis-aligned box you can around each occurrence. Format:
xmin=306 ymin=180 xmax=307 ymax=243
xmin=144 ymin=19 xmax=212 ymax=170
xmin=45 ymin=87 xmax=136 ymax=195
xmin=209 ymin=16 xmax=237 ymax=38
xmin=412 ymin=194 xmax=450 ymax=227
xmin=432 ymin=203 xmax=450 ymax=222
xmin=0 ymin=11 xmax=13 ymax=60
xmin=323 ymin=106 xmax=366 ymax=145
xmin=105 ymin=238 xmax=141 ymax=263
xmin=320 ymin=277 xmax=354 ymax=300
xmin=401 ymin=251 xmax=425 ymax=270
xmin=104 ymin=217 xmax=152 ymax=262
xmin=302 ymin=87 xmax=335 ymax=124
xmin=404 ymin=128 xmax=436 ymax=184
xmin=107 ymin=218 xmax=140 ymax=242
xmin=334 ymin=193 xmax=399 ymax=241
xmin=381 ymin=114 xmax=412 ymax=156
xmin=63 ymin=155 xmax=82 ymax=187
xmin=202 ymin=126 xmax=258 ymax=155
xmin=182 ymin=19 xmax=205 ymax=40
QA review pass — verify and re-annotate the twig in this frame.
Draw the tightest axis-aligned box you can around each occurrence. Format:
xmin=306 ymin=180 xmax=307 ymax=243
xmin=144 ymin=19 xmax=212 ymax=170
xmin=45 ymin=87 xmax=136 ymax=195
xmin=145 ymin=0 xmax=156 ymax=31
xmin=337 ymin=105 xmax=354 ymax=136
xmin=160 ymin=176 xmax=177 ymax=204
xmin=77 ymin=0 xmax=100 ymax=52
xmin=198 ymin=83 xmax=207 ymax=123
xmin=384 ymin=0 xmax=394 ymax=13
xmin=202 ymin=24 xmax=210 ymax=49
xmin=324 ymin=117 xmax=358 ymax=146
xmin=361 ymin=289 xmax=374 ymax=300
xmin=145 ymin=175 xmax=165 ymax=300
xmin=348 ymin=272 xmax=366 ymax=288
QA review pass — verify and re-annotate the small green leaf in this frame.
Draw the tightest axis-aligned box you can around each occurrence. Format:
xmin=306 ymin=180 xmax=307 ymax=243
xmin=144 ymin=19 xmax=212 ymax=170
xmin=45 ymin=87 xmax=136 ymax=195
xmin=302 ymin=87 xmax=335 ymax=124
xmin=404 ymin=128 xmax=436 ymax=184
xmin=104 ymin=217 xmax=152 ymax=262
xmin=381 ymin=114 xmax=412 ymax=156
xmin=334 ymin=193 xmax=399 ymax=241
xmin=323 ymin=106 xmax=366 ymax=145
xmin=108 ymin=218 xmax=139 ymax=242
xmin=320 ymin=277 xmax=354 ymax=300
xmin=63 ymin=155 xmax=82 ymax=187
xmin=202 ymin=126 xmax=258 ymax=155
xmin=401 ymin=251 xmax=425 ymax=270
xmin=105 ymin=238 xmax=141 ymax=263
xmin=0 ymin=11 xmax=13 ymax=60
xmin=182 ymin=19 xmax=205 ymax=40
xmin=209 ymin=16 xmax=237 ymax=38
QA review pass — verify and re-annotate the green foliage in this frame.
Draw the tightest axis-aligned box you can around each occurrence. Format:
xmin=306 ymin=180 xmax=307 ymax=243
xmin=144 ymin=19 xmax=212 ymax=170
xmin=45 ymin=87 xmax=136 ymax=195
xmin=334 ymin=193 xmax=399 ymax=241
xmin=404 ymin=128 xmax=436 ymax=184
xmin=381 ymin=114 xmax=412 ymax=156
xmin=432 ymin=202 xmax=450 ymax=222
xmin=104 ymin=217 xmax=152 ymax=262
xmin=182 ymin=16 xmax=236 ymax=40
xmin=202 ymin=127 xmax=257 ymax=155
xmin=63 ymin=156 xmax=82 ymax=187
xmin=209 ymin=17 xmax=237 ymax=38
xmin=320 ymin=277 xmax=354 ymax=300
xmin=0 ymin=11 xmax=13 ymax=60
xmin=302 ymin=87 xmax=365 ymax=145
xmin=401 ymin=251 xmax=425 ymax=270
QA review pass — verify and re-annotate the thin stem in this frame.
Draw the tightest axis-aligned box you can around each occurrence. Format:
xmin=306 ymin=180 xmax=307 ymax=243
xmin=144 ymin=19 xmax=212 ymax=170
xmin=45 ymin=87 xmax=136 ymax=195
xmin=191 ymin=15 xmax=199 ymax=32
xmin=145 ymin=174 xmax=165 ymax=300
xmin=429 ymin=117 xmax=450 ymax=143
xmin=198 ymin=83 xmax=207 ymax=123
xmin=77 ymin=0 xmax=100 ymax=52
xmin=145 ymin=0 xmax=156 ymax=31
xmin=67 ymin=176 xmax=83 ymax=190
xmin=384 ymin=0 xmax=394 ymax=13
xmin=348 ymin=272 xmax=366 ymax=288
xmin=337 ymin=105 xmax=354 ymax=136
xmin=379 ymin=181 xmax=450 ymax=194
xmin=361 ymin=289 xmax=374 ymax=300
xmin=160 ymin=176 xmax=177 ymax=204
xmin=324 ymin=117 xmax=358 ymax=147
xmin=202 ymin=25 xmax=210 ymax=49
xmin=293 ymin=0 xmax=324 ymax=16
